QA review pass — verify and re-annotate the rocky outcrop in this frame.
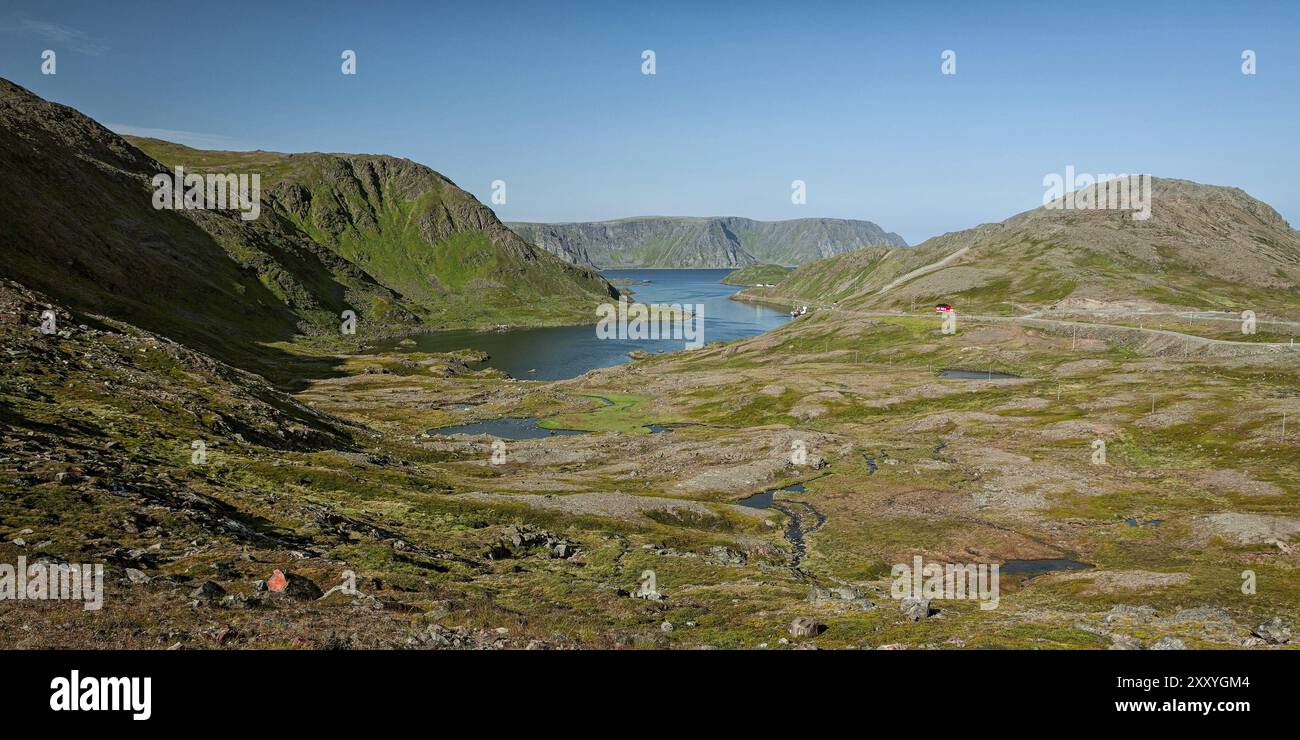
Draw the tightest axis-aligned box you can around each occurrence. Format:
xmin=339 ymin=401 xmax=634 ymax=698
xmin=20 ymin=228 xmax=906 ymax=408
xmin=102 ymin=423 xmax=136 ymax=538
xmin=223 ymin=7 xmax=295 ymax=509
xmin=1253 ymin=617 xmax=1292 ymax=645
xmin=484 ymin=525 xmax=579 ymax=560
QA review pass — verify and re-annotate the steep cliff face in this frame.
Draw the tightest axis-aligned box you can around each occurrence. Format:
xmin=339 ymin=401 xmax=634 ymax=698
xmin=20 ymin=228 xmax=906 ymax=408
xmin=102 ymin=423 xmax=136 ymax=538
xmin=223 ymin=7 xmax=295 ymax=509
xmin=508 ymin=216 xmax=907 ymax=268
xmin=129 ymin=138 xmax=619 ymax=330
xmin=0 ymin=77 xmax=369 ymax=371
xmin=0 ymin=78 xmax=619 ymax=375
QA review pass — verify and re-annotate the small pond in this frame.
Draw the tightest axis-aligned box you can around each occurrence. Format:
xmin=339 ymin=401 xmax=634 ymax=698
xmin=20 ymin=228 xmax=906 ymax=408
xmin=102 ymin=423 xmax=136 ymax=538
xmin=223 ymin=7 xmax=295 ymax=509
xmin=426 ymin=418 xmax=586 ymax=440
xmin=1000 ymin=558 xmax=1092 ymax=576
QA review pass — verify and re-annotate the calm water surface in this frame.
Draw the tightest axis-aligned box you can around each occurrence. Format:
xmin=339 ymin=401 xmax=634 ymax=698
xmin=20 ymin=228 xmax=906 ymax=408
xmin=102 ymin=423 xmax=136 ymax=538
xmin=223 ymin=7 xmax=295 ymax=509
xmin=383 ymin=269 xmax=789 ymax=380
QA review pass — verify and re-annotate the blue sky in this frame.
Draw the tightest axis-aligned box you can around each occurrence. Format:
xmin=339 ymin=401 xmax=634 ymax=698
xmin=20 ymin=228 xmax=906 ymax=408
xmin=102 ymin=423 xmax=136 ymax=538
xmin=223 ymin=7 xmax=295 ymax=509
xmin=2 ymin=0 xmax=1297 ymax=244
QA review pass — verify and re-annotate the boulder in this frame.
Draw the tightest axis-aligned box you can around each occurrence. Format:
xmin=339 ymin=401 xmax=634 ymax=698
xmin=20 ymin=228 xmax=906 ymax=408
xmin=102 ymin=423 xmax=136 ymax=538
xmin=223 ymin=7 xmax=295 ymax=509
xmin=266 ymin=569 xmax=323 ymax=600
xmin=706 ymin=545 xmax=747 ymax=565
xmin=788 ymin=616 xmax=823 ymax=637
xmin=1108 ymin=634 xmax=1143 ymax=650
xmin=1252 ymin=617 xmax=1292 ymax=645
xmin=900 ymin=596 xmax=933 ymax=621
xmin=494 ymin=525 xmax=579 ymax=560
xmin=189 ymin=580 xmax=225 ymax=602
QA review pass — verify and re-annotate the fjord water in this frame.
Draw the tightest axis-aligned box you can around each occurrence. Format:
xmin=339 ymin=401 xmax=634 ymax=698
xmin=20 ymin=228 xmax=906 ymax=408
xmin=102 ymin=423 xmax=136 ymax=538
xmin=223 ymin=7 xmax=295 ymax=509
xmin=389 ymin=269 xmax=790 ymax=380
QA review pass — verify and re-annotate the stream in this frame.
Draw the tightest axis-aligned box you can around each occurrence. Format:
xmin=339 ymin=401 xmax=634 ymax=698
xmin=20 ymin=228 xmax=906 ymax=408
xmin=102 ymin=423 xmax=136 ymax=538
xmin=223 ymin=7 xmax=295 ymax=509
xmin=739 ymin=481 xmax=827 ymax=571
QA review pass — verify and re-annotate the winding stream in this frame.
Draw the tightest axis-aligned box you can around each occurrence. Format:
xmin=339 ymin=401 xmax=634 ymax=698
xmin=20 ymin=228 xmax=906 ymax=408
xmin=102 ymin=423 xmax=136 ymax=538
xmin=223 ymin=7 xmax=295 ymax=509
xmin=739 ymin=481 xmax=827 ymax=571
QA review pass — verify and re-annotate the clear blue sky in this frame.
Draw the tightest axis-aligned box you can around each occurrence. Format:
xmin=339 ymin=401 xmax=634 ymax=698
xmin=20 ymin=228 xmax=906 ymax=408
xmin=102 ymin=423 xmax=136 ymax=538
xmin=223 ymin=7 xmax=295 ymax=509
xmin=2 ymin=0 xmax=1297 ymax=244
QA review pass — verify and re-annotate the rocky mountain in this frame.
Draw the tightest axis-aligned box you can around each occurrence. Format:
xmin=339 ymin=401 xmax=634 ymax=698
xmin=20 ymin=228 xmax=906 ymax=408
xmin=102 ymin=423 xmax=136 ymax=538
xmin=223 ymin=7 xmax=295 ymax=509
xmin=508 ymin=216 xmax=907 ymax=269
xmin=0 ymin=78 xmax=614 ymax=378
xmin=128 ymin=137 xmax=617 ymax=330
xmin=740 ymin=178 xmax=1300 ymax=315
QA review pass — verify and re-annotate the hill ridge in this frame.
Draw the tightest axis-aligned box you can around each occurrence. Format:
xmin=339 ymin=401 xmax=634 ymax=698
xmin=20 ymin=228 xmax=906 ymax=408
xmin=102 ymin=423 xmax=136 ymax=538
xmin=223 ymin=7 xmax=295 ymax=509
xmin=509 ymin=215 xmax=907 ymax=269
xmin=739 ymin=177 xmax=1300 ymax=315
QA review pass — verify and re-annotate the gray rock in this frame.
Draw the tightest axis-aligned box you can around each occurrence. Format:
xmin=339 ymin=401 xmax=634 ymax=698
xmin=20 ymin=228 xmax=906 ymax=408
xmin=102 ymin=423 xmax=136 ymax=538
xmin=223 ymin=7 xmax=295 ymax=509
xmin=495 ymin=525 xmax=578 ymax=560
xmin=1252 ymin=616 xmax=1292 ymax=645
xmin=189 ymin=580 xmax=225 ymax=601
xmin=788 ymin=616 xmax=823 ymax=637
xmin=1108 ymin=634 xmax=1144 ymax=650
xmin=1165 ymin=606 xmax=1232 ymax=624
xmin=1149 ymin=637 xmax=1187 ymax=650
xmin=706 ymin=545 xmax=747 ymax=565
xmin=900 ymin=596 xmax=933 ymax=621
xmin=1104 ymin=604 xmax=1157 ymax=623
xmin=124 ymin=568 xmax=150 ymax=584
